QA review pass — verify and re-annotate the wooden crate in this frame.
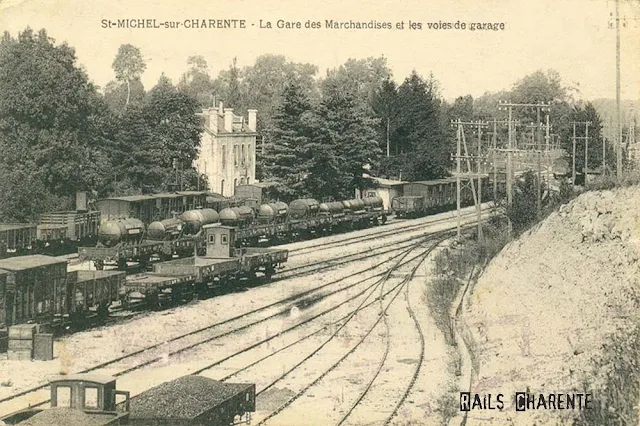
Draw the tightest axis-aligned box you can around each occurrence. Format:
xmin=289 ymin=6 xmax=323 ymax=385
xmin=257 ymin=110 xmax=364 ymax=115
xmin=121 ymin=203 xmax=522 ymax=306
xmin=33 ymin=333 xmax=53 ymax=361
xmin=8 ymin=339 xmax=33 ymax=351
xmin=8 ymin=324 xmax=36 ymax=340
xmin=7 ymin=349 xmax=31 ymax=361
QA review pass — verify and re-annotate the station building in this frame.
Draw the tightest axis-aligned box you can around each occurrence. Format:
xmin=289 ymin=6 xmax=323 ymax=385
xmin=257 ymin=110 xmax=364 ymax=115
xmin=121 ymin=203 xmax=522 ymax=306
xmin=194 ymin=102 xmax=258 ymax=197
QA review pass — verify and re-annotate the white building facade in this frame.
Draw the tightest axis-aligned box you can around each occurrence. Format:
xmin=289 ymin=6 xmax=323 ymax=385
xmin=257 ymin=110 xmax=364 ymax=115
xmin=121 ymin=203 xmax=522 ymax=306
xmin=195 ymin=102 xmax=258 ymax=197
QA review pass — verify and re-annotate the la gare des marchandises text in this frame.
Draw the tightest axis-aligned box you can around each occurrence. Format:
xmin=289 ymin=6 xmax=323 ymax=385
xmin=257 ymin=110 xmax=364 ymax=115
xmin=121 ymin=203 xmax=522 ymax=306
xmin=100 ymin=19 xmax=506 ymax=31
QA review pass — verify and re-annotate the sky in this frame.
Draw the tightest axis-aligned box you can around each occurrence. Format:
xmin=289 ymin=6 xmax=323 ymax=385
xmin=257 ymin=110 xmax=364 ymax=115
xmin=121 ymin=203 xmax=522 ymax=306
xmin=0 ymin=0 xmax=638 ymax=102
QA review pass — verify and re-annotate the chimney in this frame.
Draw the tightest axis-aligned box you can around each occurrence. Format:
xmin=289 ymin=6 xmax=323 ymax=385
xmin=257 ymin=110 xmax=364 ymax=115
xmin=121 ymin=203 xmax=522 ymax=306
xmin=247 ymin=109 xmax=257 ymax=132
xmin=218 ymin=101 xmax=224 ymax=116
xmin=224 ymin=108 xmax=234 ymax=132
xmin=75 ymin=191 xmax=88 ymax=212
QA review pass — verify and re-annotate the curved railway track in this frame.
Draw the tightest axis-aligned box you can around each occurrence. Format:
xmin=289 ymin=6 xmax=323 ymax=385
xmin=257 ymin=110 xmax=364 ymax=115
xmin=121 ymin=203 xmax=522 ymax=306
xmin=252 ymin=237 xmax=441 ymax=425
xmin=0 ymin=229 xmax=456 ymax=416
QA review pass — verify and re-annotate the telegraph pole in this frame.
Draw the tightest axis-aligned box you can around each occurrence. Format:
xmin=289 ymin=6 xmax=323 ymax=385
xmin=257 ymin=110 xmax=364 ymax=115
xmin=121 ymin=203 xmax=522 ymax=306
xmin=451 ymin=119 xmax=486 ymax=239
xmin=572 ymin=123 xmax=577 ymax=189
xmin=492 ymin=119 xmax=497 ymax=202
xmin=570 ymin=121 xmax=592 ymax=188
xmin=498 ymin=101 xmax=551 ymax=208
xmin=456 ymin=121 xmax=462 ymax=238
xmin=615 ymin=0 xmax=622 ymax=180
xmin=585 ymin=122 xmax=591 ymax=188
xmin=476 ymin=121 xmax=483 ymax=241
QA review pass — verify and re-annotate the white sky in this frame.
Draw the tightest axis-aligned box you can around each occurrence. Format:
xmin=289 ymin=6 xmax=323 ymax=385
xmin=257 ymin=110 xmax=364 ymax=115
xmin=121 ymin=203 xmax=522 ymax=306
xmin=0 ymin=0 xmax=638 ymax=101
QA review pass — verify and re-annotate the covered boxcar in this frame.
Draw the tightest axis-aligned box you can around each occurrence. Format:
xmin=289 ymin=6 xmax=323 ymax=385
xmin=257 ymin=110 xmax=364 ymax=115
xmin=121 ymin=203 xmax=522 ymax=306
xmin=0 ymin=255 xmax=67 ymax=329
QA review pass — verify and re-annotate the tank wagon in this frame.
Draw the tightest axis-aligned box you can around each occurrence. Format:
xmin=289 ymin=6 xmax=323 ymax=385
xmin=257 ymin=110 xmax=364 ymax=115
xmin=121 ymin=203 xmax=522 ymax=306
xmin=79 ymin=195 xmax=386 ymax=268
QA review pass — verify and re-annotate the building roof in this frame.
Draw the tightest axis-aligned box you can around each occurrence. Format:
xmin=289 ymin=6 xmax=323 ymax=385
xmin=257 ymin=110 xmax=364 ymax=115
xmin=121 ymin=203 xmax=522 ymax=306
xmin=371 ymin=177 xmax=405 ymax=187
xmin=50 ymin=374 xmax=116 ymax=386
xmin=0 ymin=255 xmax=66 ymax=271
xmin=98 ymin=195 xmax=155 ymax=202
xmin=0 ymin=223 xmax=36 ymax=231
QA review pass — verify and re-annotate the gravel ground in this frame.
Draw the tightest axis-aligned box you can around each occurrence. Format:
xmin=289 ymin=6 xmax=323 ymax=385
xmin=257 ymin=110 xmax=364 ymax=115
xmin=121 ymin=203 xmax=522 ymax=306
xmin=463 ymin=188 xmax=640 ymax=425
xmin=0 ymin=207 xmax=481 ymax=422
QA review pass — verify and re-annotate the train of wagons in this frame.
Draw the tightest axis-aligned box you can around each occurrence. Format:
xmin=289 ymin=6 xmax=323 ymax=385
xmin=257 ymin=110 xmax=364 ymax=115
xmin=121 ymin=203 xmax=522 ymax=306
xmin=0 ymin=373 xmax=255 ymax=425
xmin=0 ymin=225 xmax=288 ymax=333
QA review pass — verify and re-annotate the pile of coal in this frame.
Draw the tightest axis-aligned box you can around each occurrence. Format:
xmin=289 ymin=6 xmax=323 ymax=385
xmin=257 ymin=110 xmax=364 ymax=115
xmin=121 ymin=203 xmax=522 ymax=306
xmin=128 ymin=375 xmax=244 ymax=420
xmin=19 ymin=408 xmax=99 ymax=426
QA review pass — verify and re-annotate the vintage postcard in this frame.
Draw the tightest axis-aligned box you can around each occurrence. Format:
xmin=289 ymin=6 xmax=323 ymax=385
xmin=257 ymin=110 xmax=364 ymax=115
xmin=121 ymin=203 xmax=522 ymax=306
xmin=0 ymin=0 xmax=638 ymax=425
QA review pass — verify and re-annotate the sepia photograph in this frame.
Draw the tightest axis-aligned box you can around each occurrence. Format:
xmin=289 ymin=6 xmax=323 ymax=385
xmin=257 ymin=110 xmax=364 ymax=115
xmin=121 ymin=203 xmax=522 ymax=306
xmin=0 ymin=0 xmax=638 ymax=425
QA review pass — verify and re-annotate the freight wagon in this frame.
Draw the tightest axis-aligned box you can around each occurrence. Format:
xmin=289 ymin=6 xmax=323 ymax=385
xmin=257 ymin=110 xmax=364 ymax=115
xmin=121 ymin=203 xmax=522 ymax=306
xmin=392 ymin=175 xmax=505 ymax=217
xmin=0 ymin=255 xmax=126 ymax=330
xmin=79 ymin=195 xmax=384 ymax=268
xmin=0 ymin=374 xmax=255 ymax=426
xmin=120 ymin=225 xmax=288 ymax=307
xmin=0 ymin=374 xmax=131 ymax=425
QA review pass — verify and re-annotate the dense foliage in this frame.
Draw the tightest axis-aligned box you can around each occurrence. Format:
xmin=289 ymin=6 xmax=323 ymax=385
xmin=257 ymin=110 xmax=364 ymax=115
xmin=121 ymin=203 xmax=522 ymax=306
xmin=0 ymin=29 xmax=204 ymax=221
xmin=0 ymin=27 xmax=619 ymax=222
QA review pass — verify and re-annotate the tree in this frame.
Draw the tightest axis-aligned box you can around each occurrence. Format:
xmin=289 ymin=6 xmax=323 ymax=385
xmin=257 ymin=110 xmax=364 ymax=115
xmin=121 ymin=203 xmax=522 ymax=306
xmin=177 ymin=56 xmax=215 ymax=108
xmin=104 ymin=78 xmax=145 ymax=112
xmin=322 ymin=57 xmax=392 ymax=107
xmin=113 ymin=74 xmax=204 ymax=192
xmin=261 ymin=83 xmax=315 ymax=200
xmin=447 ymin=95 xmax=474 ymax=123
xmin=0 ymin=28 xmax=116 ymax=220
xmin=316 ymin=80 xmax=382 ymax=199
xmin=372 ymin=78 xmax=399 ymax=158
xmin=235 ymin=54 xmax=318 ymax=134
xmin=112 ymin=44 xmax=146 ymax=108
xmin=390 ymin=71 xmax=450 ymax=181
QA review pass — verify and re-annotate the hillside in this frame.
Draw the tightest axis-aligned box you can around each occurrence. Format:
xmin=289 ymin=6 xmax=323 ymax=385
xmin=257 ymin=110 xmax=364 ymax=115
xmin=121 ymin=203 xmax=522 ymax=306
xmin=462 ymin=187 xmax=640 ymax=425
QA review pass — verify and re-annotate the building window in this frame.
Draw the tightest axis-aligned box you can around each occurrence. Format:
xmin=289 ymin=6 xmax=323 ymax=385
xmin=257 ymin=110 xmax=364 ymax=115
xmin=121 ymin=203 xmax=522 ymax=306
xmin=367 ymin=191 xmax=376 ymax=197
xmin=208 ymin=234 xmax=215 ymax=244
xmin=234 ymin=145 xmax=238 ymax=167
xmin=234 ymin=178 xmax=237 ymax=187
xmin=242 ymin=144 xmax=246 ymax=165
xmin=221 ymin=234 xmax=228 ymax=245
xmin=222 ymin=145 xmax=226 ymax=170
xmin=220 ymin=180 xmax=225 ymax=196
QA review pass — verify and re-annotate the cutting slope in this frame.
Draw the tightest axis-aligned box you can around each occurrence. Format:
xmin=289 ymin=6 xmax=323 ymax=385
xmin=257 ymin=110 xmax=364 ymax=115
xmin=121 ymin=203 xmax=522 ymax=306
xmin=463 ymin=187 xmax=640 ymax=425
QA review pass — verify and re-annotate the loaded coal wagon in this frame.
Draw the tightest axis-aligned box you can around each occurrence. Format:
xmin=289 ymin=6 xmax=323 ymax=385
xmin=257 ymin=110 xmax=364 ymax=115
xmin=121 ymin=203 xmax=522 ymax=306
xmin=125 ymin=375 xmax=255 ymax=426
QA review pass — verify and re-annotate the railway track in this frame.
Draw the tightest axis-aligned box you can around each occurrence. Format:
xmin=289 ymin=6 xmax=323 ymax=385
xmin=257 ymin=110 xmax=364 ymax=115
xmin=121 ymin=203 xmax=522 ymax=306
xmin=252 ymin=237 xmax=442 ymax=425
xmin=286 ymin=204 xmax=489 ymax=257
xmin=0 ymin=228 xmax=457 ymax=416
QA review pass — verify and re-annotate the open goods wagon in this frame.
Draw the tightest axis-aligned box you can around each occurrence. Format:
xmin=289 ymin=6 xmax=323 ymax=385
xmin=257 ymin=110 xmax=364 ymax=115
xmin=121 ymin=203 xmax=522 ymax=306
xmin=0 ymin=224 xmax=37 ymax=257
xmin=126 ymin=375 xmax=255 ymax=426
